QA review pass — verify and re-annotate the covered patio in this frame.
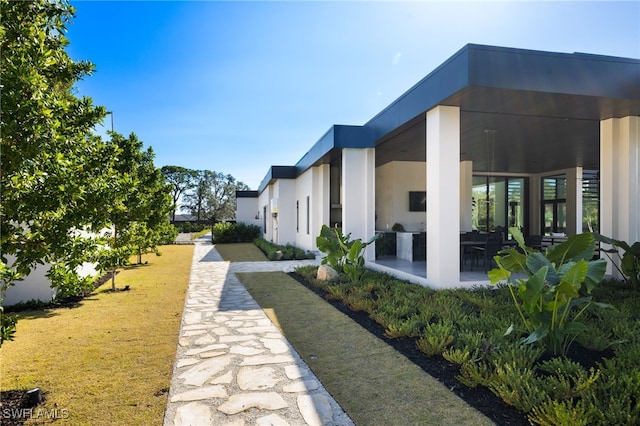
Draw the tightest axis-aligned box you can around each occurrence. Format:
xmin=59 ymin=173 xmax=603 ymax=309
xmin=360 ymin=45 xmax=639 ymax=288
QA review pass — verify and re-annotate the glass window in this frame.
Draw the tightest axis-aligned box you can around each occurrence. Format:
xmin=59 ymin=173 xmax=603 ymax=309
xmin=541 ymin=175 xmax=567 ymax=235
xmin=582 ymin=170 xmax=599 ymax=233
xmin=472 ymin=176 xmax=525 ymax=238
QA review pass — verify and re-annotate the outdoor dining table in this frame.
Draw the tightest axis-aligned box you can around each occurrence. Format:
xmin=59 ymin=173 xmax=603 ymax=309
xmin=459 ymin=239 xmax=516 ymax=271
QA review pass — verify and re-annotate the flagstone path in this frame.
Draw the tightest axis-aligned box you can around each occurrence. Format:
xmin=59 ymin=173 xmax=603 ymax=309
xmin=163 ymin=238 xmax=354 ymax=426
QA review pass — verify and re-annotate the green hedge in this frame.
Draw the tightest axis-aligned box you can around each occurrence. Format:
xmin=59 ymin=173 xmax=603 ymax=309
xmin=173 ymin=221 xmax=207 ymax=233
xmin=253 ymin=238 xmax=315 ymax=261
xmin=212 ymin=222 xmax=261 ymax=243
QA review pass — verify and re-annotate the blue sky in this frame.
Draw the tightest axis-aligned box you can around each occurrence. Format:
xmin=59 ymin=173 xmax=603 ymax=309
xmin=67 ymin=1 xmax=640 ymax=190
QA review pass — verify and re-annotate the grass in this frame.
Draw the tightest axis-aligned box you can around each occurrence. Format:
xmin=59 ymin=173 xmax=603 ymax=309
xmin=191 ymin=228 xmax=210 ymax=239
xmin=237 ymin=271 xmax=493 ymax=426
xmin=214 ymin=242 xmax=267 ymax=262
xmin=0 ymin=244 xmax=194 ymax=425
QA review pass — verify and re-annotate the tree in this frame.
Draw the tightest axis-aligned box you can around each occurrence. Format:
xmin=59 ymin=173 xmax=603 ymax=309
xmin=1 ymin=0 xmax=114 ymax=344
xmin=203 ymin=172 xmax=249 ymax=223
xmin=161 ymin=166 xmax=198 ymax=222
xmin=182 ymin=170 xmax=248 ymax=223
xmin=96 ymin=132 xmax=175 ymax=290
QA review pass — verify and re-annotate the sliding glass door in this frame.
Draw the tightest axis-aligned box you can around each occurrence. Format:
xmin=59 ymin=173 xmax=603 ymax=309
xmin=472 ymin=176 xmax=526 ymax=238
xmin=542 ymin=175 xmax=567 ymax=235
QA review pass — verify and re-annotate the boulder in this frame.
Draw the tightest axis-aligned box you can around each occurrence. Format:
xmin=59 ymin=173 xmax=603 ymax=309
xmin=317 ymin=264 xmax=339 ymax=281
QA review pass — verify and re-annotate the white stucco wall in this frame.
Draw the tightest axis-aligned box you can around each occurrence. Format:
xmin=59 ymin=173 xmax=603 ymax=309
xmin=375 ymin=161 xmax=427 ymax=232
xmin=272 ymin=179 xmax=297 ymax=245
xmin=258 ymin=186 xmax=272 ymax=240
xmin=294 ymin=168 xmax=315 ymax=250
xmin=2 ymin=256 xmax=98 ymax=306
xmin=236 ymin=196 xmax=261 ymax=228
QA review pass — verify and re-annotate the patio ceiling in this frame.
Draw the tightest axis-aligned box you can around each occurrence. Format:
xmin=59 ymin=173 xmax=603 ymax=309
xmin=374 ymin=85 xmax=636 ymax=174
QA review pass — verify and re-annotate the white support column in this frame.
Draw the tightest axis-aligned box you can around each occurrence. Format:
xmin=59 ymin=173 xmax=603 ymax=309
xmin=601 ymin=116 xmax=640 ymax=277
xmin=529 ymin=176 xmax=542 ymax=235
xmin=566 ymin=167 xmax=583 ymax=236
xmin=460 ymin=161 xmax=473 ymax=232
xmin=426 ymin=105 xmax=461 ymax=288
xmin=342 ymin=148 xmax=376 ymax=261
xmin=312 ymin=164 xmax=330 ymax=250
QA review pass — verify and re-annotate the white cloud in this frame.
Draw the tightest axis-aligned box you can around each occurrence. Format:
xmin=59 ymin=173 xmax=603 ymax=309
xmin=392 ymin=51 xmax=402 ymax=65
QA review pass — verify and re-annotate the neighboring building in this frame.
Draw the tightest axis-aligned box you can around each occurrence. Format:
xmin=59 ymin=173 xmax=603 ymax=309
xmin=236 ymin=44 xmax=640 ymax=289
xmin=171 ymin=213 xmax=201 ymax=224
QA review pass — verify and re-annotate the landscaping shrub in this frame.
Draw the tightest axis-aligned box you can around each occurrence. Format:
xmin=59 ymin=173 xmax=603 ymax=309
xmin=293 ymin=262 xmax=640 ymax=425
xmin=489 ymin=227 xmax=610 ymax=356
xmin=173 ymin=221 xmax=207 ymax=233
xmin=316 ymin=224 xmax=379 ymax=283
xmin=212 ymin=222 xmax=261 ymax=243
xmin=253 ymin=237 xmax=315 ymax=261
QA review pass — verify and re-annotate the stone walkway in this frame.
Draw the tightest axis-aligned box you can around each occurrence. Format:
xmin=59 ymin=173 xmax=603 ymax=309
xmin=163 ymin=239 xmax=355 ymax=426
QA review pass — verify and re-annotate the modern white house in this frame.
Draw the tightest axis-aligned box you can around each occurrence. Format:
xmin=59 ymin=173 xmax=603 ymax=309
xmin=236 ymin=44 xmax=640 ymax=289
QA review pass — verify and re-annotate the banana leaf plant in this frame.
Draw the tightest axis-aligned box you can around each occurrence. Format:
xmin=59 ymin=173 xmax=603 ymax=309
xmin=488 ymin=227 xmax=610 ymax=356
xmin=594 ymin=233 xmax=640 ymax=289
xmin=316 ymin=225 xmax=379 ymax=283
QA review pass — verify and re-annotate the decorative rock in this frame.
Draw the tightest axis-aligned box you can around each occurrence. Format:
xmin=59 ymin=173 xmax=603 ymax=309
xmin=283 ymin=379 xmax=320 ymax=393
xmin=237 ymin=366 xmax=280 ymax=390
xmin=230 ymin=345 xmax=265 ymax=356
xmin=170 ymin=385 xmax=228 ymax=402
xmin=256 ymin=413 xmax=290 ymax=426
xmin=284 ymin=365 xmax=309 ymax=380
xmin=183 ymin=312 xmax=201 ymax=325
xmin=183 ymin=329 xmax=207 ymax=336
xmin=185 ymin=343 xmax=228 ymax=356
xmin=179 ymin=356 xmax=232 ymax=386
xmin=219 ymin=335 xmax=255 ymax=343
xmin=275 ymin=250 xmax=284 ymax=260
xmin=174 ymin=401 xmax=213 ymax=426
xmin=212 ymin=326 xmax=230 ymax=335
xmin=297 ymin=394 xmax=334 ymax=426
xmin=238 ymin=326 xmax=276 ymax=334
xmin=261 ymin=338 xmax=289 ymax=354
xmin=240 ymin=354 xmax=294 ymax=366
xmin=217 ymin=392 xmax=288 ymax=415
xmin=199 ymin=351 xmax=226 ymax=359
xmin=316 ymin=264 xmax=339 ymax=281
xmin=194 ymin=334 xmax=216 ymax=345
xmin=211 ymin=370 xmax=233 ymax=384
xmin=176 ymin=358 xmax=199 ymax=368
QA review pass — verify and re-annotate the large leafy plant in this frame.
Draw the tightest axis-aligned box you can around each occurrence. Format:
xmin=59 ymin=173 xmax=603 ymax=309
xmin=594 ymin=233 xmax=640 ymax=289
xmin=489 ymin=227 xmax=610 ymax=356
xmin=316 ymin=225 xmax=378 ymax=283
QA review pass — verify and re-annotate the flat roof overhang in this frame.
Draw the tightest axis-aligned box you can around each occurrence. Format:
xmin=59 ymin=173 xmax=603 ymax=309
xmin=256 ymin=44 xmax=640 ymax=190
xmin=372 ymin=44 xmax=640 ymax=173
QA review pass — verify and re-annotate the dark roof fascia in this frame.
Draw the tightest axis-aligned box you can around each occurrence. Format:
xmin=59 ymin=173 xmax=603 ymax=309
xmin=466 ymin=44 xmax=640 ymax=102
xmin=364 ymin=43 xmax=640 ymax=142
xmin=256 ymin=125 xmax=375 ymax=195
xmin=236 ymin=190 xmax=258 ymax=198
xmin=257 ymin=166 xmax=297 ymax=194
xmin=253 ymin=44 xmax=639 ymax=195
xmin=294 ymin=125 xmax=375 ymax=174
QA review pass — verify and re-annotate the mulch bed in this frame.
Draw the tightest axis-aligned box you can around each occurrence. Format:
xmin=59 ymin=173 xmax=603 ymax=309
xmin=288 ymin=271 xmax=532 ymax=426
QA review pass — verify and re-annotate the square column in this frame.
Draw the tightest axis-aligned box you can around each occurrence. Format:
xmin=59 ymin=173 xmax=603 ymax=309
xmin=426 ymin=106 xmax=461 ymax=288
xmin=566 ymin=167 xmax=583 ymax=235
xmin=601 ymin=116 xmax=640 ymax=276
xmin=342 ymin=148 xmax=376 ymax=261
xmin=312 ymin=164 xmax=330 ymax=251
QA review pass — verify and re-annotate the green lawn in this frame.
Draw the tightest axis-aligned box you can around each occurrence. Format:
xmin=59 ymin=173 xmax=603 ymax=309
xmin=0 ymin=245 xmax=194 ymax=425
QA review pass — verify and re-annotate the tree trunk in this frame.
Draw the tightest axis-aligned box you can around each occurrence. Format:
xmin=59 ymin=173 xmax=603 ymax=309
xmin=111 ymin=225 xmax=117 ymax=291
